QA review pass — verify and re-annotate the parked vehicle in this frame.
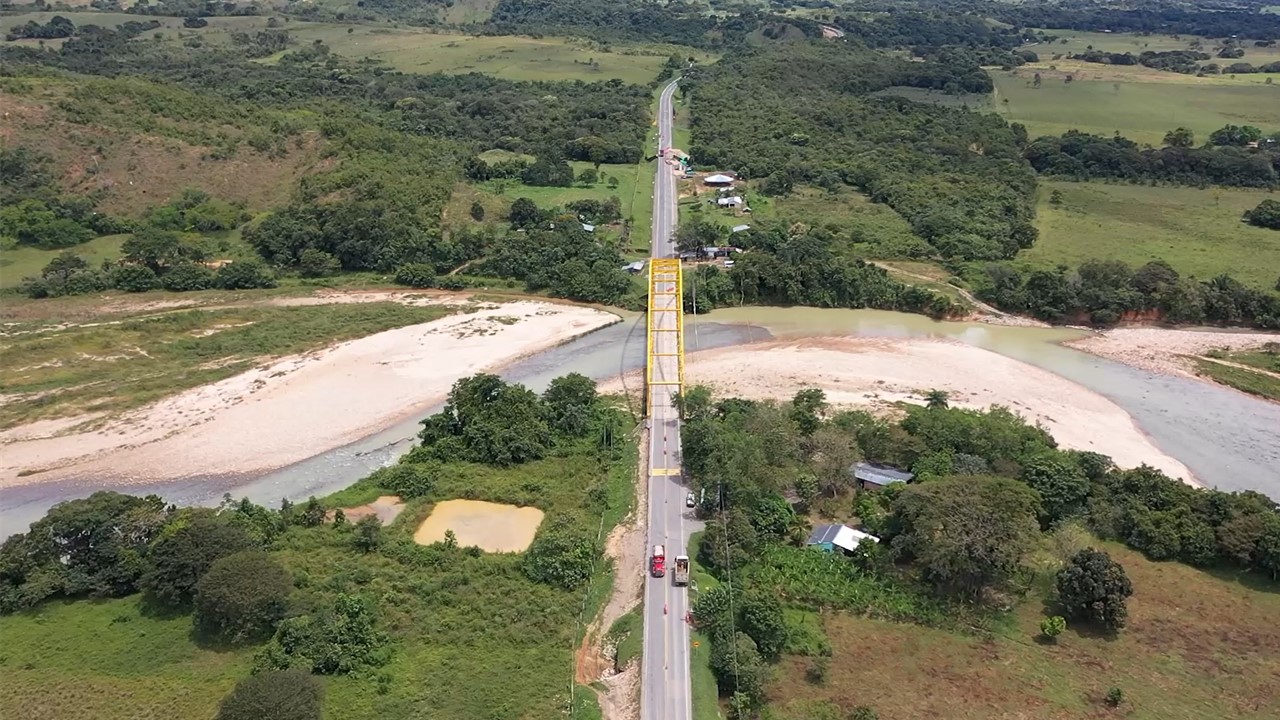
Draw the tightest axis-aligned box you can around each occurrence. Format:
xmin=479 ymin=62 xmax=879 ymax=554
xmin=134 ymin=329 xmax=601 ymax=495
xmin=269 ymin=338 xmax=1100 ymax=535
xmin=650 ymin=544 xmax=666 ymax=577
xmin=673 ymin=555 xmax=690 ymax=586
xmin=685 ymin=491 xmax=696 ymax=508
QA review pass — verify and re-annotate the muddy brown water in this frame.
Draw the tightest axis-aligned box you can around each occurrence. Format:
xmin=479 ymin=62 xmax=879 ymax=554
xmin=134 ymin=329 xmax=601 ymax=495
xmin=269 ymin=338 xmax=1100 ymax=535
xmin=413 ymin=500 xmax=544 ymax=552
xmin=3 ymin=308 xmax=1278 ymax=537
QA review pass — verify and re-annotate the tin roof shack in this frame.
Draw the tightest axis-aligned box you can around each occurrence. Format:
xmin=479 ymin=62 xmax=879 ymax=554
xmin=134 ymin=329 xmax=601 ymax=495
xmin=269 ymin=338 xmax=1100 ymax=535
xmin=805 ymin=524 xmax=880 ymax=555
xmin=851 ymin=462 xmax=914 ymax=490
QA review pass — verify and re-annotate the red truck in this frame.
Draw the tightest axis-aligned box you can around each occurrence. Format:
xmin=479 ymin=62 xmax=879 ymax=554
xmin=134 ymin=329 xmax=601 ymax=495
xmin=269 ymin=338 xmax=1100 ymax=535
xmin=650 ymin=544 xmax=666 ymax=577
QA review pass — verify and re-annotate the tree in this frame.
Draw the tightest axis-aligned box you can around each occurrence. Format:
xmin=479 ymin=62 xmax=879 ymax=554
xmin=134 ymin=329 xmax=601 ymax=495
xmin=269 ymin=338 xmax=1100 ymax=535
xmin=789 ymin=388 xmax=826 ymax=435
xmin=1208 ymin=124 xmax=1263 ymax=146
xmin=418 ymin=374 xmax=550 ymax=465
xmin=1055 ymin=548 xmax=1133 ymax=633
xmin=298 ymin=497 xmax=326 ymax=527
xmin=122 ymin=227 xmax=203 ymax=273
xmin=193 ymin=550 xmax=291 ymax=643
xmin=522 ymin=514 xmax=599 ymax=590
xmin=0 ymin=492 xmax=168 ymax=612
xmin=1162 ymin=127 xmax=1194 ymax=148
xmin=216 ymin=260 xmax=277 ymax=289
xmin=738 ymin=591 xmax=788 ymax=660
xmin=1039 ymin=615 xmax=1066 ymax=641
xmin=353 ymin=516 xmax=382 ymax=553
xmin=542 ymin=372 xmax=598 ymax=437
xmin=1020 ymin=452 xmax=1089 ymax=526
xmin=469 ymin=200 xmax=486 ymax=221
xmin=394 ymin=263 xmax=437 ymax=288
xmin=923 ymin=389 xmax=950 ymax=410
xmin=1243 ymin=200 xmax=1280 ymax=230
xmin=215 ymin=668 xmax=322 ymax=720
xmin=577 ymin=168 xmax=599 ymax=186
xmin=141 ymin=513 xmax=256 ymax=608
xmin=508 ymin=197 xmax=541 ymax=229
xmin=888 ymin=477 xmax=1041 ymax=598
xmin=297 ymin=248 xmax=340 ymax=277
xmin=709 ymin=631 xmax=766 ymax=703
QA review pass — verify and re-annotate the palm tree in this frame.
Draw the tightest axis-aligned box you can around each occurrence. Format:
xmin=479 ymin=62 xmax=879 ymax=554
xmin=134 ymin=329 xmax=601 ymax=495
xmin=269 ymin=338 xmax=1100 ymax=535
xmin=924 ymin=389 xmax=950 ymax=410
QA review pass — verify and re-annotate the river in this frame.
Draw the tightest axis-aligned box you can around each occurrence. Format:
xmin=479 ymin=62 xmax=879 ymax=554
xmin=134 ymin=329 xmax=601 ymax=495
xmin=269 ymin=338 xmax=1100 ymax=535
xmin=2 ymin=308 xmax=1278 ymax=535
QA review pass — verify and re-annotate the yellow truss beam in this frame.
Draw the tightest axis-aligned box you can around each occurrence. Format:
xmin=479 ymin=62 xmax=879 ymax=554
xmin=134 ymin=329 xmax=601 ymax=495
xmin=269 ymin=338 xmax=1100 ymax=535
xmin=645 ymin=259 xmax=684 ymax=414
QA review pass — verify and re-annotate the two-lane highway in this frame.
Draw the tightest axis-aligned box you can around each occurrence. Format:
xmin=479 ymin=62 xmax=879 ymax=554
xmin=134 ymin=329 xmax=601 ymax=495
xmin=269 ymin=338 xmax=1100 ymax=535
xmin=640 ymin=78 xmax=699 ymax=720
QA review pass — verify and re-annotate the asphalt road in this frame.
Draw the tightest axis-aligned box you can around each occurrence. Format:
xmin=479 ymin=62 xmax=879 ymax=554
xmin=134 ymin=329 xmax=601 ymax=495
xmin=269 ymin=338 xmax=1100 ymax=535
xmin=640 ymin=78 xmax=700 ymax=720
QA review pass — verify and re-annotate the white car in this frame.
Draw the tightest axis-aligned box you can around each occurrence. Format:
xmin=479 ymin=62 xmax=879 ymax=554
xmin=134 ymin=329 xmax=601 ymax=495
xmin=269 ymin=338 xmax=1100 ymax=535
xmin=685 ymin=492 xmax=696 ymax=508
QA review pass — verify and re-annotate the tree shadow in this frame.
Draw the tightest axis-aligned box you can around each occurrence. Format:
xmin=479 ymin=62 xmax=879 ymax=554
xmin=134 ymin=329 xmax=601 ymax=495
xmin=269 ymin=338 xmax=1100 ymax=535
xmin=136 ymin=593 xmax=191 ymax=621
xmin=1201 ymin=565 xmax=1280 ymax=595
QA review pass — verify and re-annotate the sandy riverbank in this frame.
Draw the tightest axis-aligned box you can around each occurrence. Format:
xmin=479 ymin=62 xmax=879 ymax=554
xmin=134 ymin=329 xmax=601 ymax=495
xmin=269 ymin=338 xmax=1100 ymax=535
xmin=0 ymin=301 xmax=618 ymax=488
xmin=605 ymin=337 xmax=1196 ymax=484
xmin=1064 ymin=327 xmax=1280 ymax=379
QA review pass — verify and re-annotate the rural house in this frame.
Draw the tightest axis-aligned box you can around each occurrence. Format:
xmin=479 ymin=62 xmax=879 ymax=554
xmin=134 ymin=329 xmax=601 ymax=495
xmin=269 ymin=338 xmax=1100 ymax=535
xmin=805 ymin=523 xmax=879 ymax=554
xmin=851 ymin=462 xmax=914 ymax=490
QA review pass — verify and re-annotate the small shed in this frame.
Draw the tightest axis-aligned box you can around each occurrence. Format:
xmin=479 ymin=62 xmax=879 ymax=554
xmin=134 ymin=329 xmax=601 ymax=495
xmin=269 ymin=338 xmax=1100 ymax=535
xmin=704 ymin=173 xmax=735 ymax=186
xmin=805 ymin=523 xmax=879 ymax=554
xmin=581 ymin=223 xmax=596 ymax=232
xmin=731 ymin=224 xmax=751 ymax=233
xmin=624 ymin=261 xmax=645 ymax=274
xmin=851 ymin=462 xmax=914 ymax=490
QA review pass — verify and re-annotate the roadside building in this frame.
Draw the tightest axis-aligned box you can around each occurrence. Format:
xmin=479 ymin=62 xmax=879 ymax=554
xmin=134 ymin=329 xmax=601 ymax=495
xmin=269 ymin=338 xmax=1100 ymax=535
xmin=851 ymin=462 xmax=914 ymax=490
xmin=624 ymin=260 xmax=645 ymax=274
xmin=716 ymin=196 xmax=743 ymax=208
xmin=805 ymin=523 xmax=879 ymax=554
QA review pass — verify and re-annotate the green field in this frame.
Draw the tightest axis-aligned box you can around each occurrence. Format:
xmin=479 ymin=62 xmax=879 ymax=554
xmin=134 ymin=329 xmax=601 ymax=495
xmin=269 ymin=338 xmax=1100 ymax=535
xmin=0 ymin=235 xmax=129 ymax=290
xmin=1194 ymin=354 xmax=1280 ymax=402
xmin=1021 ymin=181 xmax=1280 ymax=288
xmin=276 ymin=27 xmax=678 ymax=84
xmin=0 ymin=436 xmax=637 ymax=720
xmin=766 ymin=541 xmax=1280 ymax=720
xmin=993 ymin=72 xmax=1280 ymax=145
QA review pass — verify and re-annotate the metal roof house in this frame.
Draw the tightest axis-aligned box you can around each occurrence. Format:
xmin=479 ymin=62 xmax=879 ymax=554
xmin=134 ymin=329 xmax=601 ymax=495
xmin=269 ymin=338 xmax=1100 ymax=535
xmin=716 ymin=196 xmax=743 ymax=207
xmin=805 ymin=523 xmax=880 ymax=554
xmin=851 ymin=462 xmax=914 ymax=490
xmin=624 ymin=260 xmax=646 ymax=274
xmin=704 ymin=173 xmax=735 ymax=185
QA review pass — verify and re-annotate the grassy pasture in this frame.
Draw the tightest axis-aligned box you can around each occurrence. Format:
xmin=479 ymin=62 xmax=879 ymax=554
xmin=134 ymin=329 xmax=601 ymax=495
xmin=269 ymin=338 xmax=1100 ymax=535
xmin=274 ymin=27 xmax=678 ymax=84
xmin=1194 ymin=357 xmax=1280 ymax=402
xmin=766 ymin=542 xmax=1280 ymax=720
xmin=1022 ymin=181 xmax=1280 ymax=288
xmin=1029 ymin=29 xmax=1280 ymax=68
xmin=992 ymin=70 xmax=1280 ymax=146
xmin=0 ymin=235 xmax=129 ymax=290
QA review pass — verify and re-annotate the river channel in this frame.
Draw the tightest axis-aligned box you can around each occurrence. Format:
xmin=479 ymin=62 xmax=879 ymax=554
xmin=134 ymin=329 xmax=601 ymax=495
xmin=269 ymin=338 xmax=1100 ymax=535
xmin=2 ymin=308 xmax=1278 ymax=535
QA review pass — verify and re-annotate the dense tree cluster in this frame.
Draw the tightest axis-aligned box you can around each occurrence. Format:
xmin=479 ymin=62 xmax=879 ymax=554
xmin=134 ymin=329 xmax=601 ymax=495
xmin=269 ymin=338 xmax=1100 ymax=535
xmin=686 ymin=42 xmax=1037 ymax=262
xmin=473 ymin=216 xmax=631 ymax=304
xmin=0 ymin=147 xmax=130 ymax=249
xmin=681 ymin=221 xmax=960 ymax=318
xmin=989 ymin=5 xmax=1280 ymax=41
xmin=976 ymin=259 xmax=1280 ymax=328
xmin=486 ymin=0 xmax=789 ymax=48
xmin=1244 ymin=199 xmax=1280 ymax=230
xmin=1025 ymin=130 xmax=1278 ymax=188
xmin=5 ymin=15 xmax=76 ymax=41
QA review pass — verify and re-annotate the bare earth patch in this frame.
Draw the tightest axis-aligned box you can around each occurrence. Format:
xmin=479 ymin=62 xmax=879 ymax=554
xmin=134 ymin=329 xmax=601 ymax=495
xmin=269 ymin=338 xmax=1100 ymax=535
xmin=1065 ymin=327 xmax=1280 ymax=379
xmin=333 ymin=495 xmax=406 ymax=526
xmin=413 ymin=500 xmax=544 ymax=552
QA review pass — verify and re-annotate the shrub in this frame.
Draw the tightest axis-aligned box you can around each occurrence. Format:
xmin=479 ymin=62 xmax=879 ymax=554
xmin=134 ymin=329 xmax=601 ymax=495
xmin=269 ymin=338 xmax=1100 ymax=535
xmin=216 ymin=260 xmax=277 ymax=289
xmin=215 ymin=668 xmax=322 ymax=720
xmin=193 ymin=550 xmax=291 ymax=643
xmin=522 ymin=514 xmax=599 ymax=590
xmin=298 ymin=248 xmax=341 ymax=278
xmin=1039 ymin=615 xmax=1066 ymax=641
xmin=255 ymin=594 xmax=389 ymax=674
xmin=161 ymin=262 xmax=215 ymax=291
xmin=804 ymin=656 xmax=829 ymax=685
xmin=369 ymin=462 xmax=439 ymax=498
xmin=1105 ymin=687 xmax=1124 ymax=707
xmin=394 ymin=263 xmax=437 ymax=288
xmin=353 ymin=516 xmax=382 ymax=553
xmin=110 ymin=264 xmax=160 ymax=293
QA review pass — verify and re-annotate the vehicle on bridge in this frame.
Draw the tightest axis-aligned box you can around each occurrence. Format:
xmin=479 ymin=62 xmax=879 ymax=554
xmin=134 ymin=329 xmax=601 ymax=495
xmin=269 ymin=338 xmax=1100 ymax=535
xmin=651 ymin=544 xmax=666 ymax=577
xmin=673 ymin=555 xmax=690 ymax=586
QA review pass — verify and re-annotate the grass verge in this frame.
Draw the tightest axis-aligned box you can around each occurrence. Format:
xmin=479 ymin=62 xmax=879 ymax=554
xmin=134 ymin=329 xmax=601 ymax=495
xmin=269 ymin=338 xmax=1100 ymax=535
xmin=1193 ymin=357 xmax=1280 ymax=402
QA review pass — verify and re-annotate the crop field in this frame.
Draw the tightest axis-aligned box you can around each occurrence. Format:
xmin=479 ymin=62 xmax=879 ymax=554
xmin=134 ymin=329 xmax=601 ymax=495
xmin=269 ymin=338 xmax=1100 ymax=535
xmin=992 ymin=70 xmax=1280 ymax=146
xmin=1021 ymin=181 xmax=1280 ymax=288
xmin=766 ymin=542 xmax=1280 ymax=720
